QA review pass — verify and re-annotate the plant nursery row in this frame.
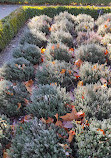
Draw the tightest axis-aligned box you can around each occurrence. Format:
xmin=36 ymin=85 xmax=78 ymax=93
xmin=0 ymin=11 xmax=111 ymax=158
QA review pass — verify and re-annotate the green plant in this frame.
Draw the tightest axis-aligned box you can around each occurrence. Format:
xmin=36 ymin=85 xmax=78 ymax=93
xmin=75 ymin=22 xmax=94 ymax=32
xmin=27 ymin=15 xmax=52 ymax=35
xmin=76 ymin=31 xmax=102 ymax=46
xmin=79 ymin=62 xmax=110 ymax=84
xmin=13 ymin=43 xmax=41 ymax=65
xmin=75 ymin=44 xmax=106 ymax=64
xmin=9 ymin=117 xmax=72 ymax=158
xmin=54 ymin=11 xmax=76 ymax=24
xmin=75 ymin=14 xmax=94 ymax=25
xmin=35 ymin=60 xmax=77 ymax=90
xmin=44 ymin=43 xmax=73 ymax=62
xmin=0 ymin=80 xmax=30 ymax=118
xmin=97 ymin=22 xmax=111 ymax=36
xmin=26 ymin=84 xmax=70 ymax=119
xmin=74 ymin=84 xmax=111 ymax=120
xmin=51 ymin=18 xmax=74 ymax=35
xmin=49 ymin=31 xmax=74 ymax=48
xmin=0 ymin=114 xmax=11 ymax=157
xmin=96 ymin=13 xmax=111 ymax=26
xmin=0 ymin=57 xmax=34 ymax=82
xmin=101 ymin=33 xmax=111 ymax=46
xmin=20 ymin=29 xmax=47 ymax=48
xmin=74 ymin=118 xmax=111 ymax=158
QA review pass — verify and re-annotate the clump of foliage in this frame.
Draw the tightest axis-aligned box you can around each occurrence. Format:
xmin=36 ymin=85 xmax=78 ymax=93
xmin=96 ymin=13 xmax=111 ymax=26
xmin=51 ymin=19 xmax=74 ymax=35
xmin=97 ymin=22 xmax=111 ymax=36
xmin=75 ymin=14 xmax=94 ymax=24
xmin=101 ymin=33 xmax=111 ymax=46
xmin=79 ymin=62 xmax=110 ymax=84
xmin=26 ymin=84 xmax=70 ymax=119
xmin=49 ymin=31 xmax=74 ymax=48
xmin=20 ymin=29 xmax=47 ymax=48
xmin=44 ymin=43 xmax=73 ymax=62
xmin=0 ymin=114 xmax=11 ymax=157
xmin=75 ymin=44 xmax=106 ymax=64
xmin=1 ymin=57 xmax=34 ymax=82
xmin=9 ymin=118 xmax=72 ymax=158
xmin=35 ymin=60 xmax=78 ymax=90
xmin=74 ymin=83 xmax=111 ymax=120
xmin=54 ymin=11 xmax=76 ymax=24
xmin=0 ymin=80 xmax=30 ymax=118
xmin=75 ymin=118 xmax=111 ymax=158
xmin=29 ymin=15 xmax=52 ymax=26
xmin=13 ymin=43 xmax=41 ymax=65
xmin=76 ymin=31 xmax=102 ymax=46
xmin=75 ymin=22 xmax=94 ymax=32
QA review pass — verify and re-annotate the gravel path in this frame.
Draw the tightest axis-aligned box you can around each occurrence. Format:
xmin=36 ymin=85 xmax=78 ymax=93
xmin=0 ymin=24 xmax=27 ymax=67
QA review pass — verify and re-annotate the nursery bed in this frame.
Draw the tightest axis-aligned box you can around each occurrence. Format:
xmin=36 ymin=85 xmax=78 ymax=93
xmin=0 ymin=11 xmax=111 ymax=158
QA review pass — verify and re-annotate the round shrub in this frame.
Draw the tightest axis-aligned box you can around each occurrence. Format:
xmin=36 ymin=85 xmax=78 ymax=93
xmin=75 ymin=14 xmax=94 ymax=25
xmin=13 ymin=43 xmax=41 ymax=65
xmin=76 ymin=31 xmax=102 ymax=46
xmin=29 ymin=15 xmax=52 ymax=25
xmin=1 ymin=57 xmax=34 ymax=82
xmin=74 ymin=84 xmax=111 ymax=120
xmin=75 ymin=22 xmax=94 ymax=32
xmin=9 ymin=118 xmax=71 ymax=158
xmin=97 ymin=22 xmax=111 ymax=36
xmin=44 ymin=43 xmax=72 ymax=62
xmin=79 ymin=62 xmax=110 ymax=84
xmin=75 ymin=44 xmax=106 ymax=64
xmin=101 ymin=33 xmax=111 ymax=46
xmin=54 ymin=11 xmax=76 ymax=24
xmin=35 ymin=60 xmax=78 ymax=90
xmin=26 ymin=84 xmax=70 ymax=119
xmin=49 ymin=31 xmax=74 ymax=48
xmin=28 ymin=15 xmax=51 ymax=35
xmin=51 ymin=19 xmax=74 ymax=34
xmin=0 ymin=80 xmax=30 ymax=118
xmin=20 ymin=29 xmax=47 ymax=48
xmin=76 ymin=118 xmax=111 ymax=158
xmin=0 ymin=114 xmax=11 ymax=157
xmin=96 ymin=13 xmax=111 ymax=26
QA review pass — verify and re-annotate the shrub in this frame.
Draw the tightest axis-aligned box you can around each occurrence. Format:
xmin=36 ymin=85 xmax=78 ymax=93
xmin=13 ymin=43 xmax=41 ymax=65
xmin=27 ymin=15 xmax=52 ymax=35
xmin=75 ymin=44 xmax=106 ymax=64
xmin=26 ymin=84 xmax=70 ymax=119
xmin=75 ymin=118 xmax=111 ymax=158
xmin=97 ymin=22 xmax=111 ymax=36
xmin=9 ymin=117 xmax=72 ymax=158
xmin=79 ymin=62 xmax=110 ymax=84
xmin=0 ymin=57 xmax=34 ymax=82
xmin=75 ymin=14 xmax=94 ymax=25
xmin=76 ymin=31 xmax=102 ymax=46
xmin=20 ymin=29 xmax=47 ymax=48
xmin=74 ymin=84 xmax=111 ymax=120
xmin=0 ymin=114 xmax=11 ymax=157
xmin=35 ymin=60 xmax=78 ymax=90
xmin=75 ymin=22 xmax=94 ymax=32
xmin=44 ymin=43 xmax=73 ymax=62
xmin=28 ymin=15 xmax=52 ymax=25
xmin=54 ymin=11 xmax=76 ymax=24
xmin=96 ymin=13 xmax=111 ymax=26
xmin=0 ymin=80 xmax=30 ymax=118
xmin=51 ymin=18 xmax=74 ymax=35
xmin=49 ymin=31 xmax=74 ymax=48
xmin=101 ymin=33 xmax=111 ymax=46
